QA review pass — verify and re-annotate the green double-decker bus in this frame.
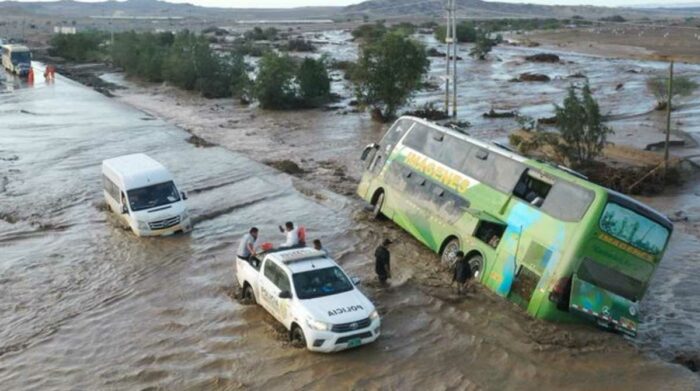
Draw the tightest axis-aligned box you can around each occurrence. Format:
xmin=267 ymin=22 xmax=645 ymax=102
xmin=357 ymin=116 xmax=673 ymax=335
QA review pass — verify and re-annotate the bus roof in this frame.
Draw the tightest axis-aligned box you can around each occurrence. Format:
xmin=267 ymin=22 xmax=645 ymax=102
xmin=400 ymin=116 xmax=671 ymax=227
xmin=401 ymin=116 xmax=592 ymax=187
xmin=102 ymin=153 xmax=173 ymax=190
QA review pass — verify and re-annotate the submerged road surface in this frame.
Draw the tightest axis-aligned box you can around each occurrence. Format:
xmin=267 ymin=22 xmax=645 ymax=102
xmin=0 ymin=70 xmax=698 ymax=390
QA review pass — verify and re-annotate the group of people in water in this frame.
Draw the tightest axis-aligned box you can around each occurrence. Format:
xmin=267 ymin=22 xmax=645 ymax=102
xmin=236 ymin=223 xmax=474 ymax=294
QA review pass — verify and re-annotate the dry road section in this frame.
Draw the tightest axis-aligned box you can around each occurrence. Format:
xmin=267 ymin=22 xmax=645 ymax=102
xmin=0 ymin=69 xmax=698 ymax=389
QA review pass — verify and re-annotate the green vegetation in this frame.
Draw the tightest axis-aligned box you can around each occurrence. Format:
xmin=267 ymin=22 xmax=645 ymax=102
xmin=434 ymin=21 xmax=477 ymax=43
xmin=469 ymin=31 xmax=496 ymax=60
xmin=283 ymin=38 xmax=317 ymax=52
xmin=48 ymin=31 xmax=107 ymax=62
xmin=646 ymin=75 xmax=699 ymax=110
xmin=351 ymin=22 xmax=388 ymax=43
xmin=351 ymin=32 xmax=429 ymax=121
xmin=554 ymin=83 xmax=613 ymax=166
xmin=243 ymin=27 xmax=279 ymax=41
xmin=253 ymin=53 xmax=331 ymax=109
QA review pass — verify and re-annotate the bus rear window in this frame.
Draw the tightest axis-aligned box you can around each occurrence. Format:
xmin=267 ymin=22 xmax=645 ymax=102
xmin=599 ymin=203 xmax=670 ymax=255
xmin=577 ymin=258 xmax=645 ymax=302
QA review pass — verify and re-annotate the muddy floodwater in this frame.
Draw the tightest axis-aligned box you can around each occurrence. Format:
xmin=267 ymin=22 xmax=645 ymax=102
xmin=1 ymin=64 xmax=700 ymax=389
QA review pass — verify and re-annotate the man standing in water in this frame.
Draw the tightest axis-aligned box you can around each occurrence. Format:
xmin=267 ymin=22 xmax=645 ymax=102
xmin=451 ymin=251 xmax=472 ymax=294
xmin=237 ymin=227 xmax=258 ymax=263
xmin=374 ymin=239 xmax=392 ymax=285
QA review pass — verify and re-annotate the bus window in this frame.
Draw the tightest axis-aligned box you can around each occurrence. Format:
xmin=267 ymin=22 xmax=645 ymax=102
xmin=541 ymin=180 xmax=595 ymax=222
xmin=402 ymin=122 xmax=428 ymax=151
xmin=475 ymin=220 xmax=506 ymax=248
xmin=437 ymin=135 xmax=471 ymax=171
xmin=382 ymin=119 xmax=412 ymax=147
xmin=599 ymin=203 xmax=670 ymax=255
xmin=513 ymin=170 xmax=552 ymax=207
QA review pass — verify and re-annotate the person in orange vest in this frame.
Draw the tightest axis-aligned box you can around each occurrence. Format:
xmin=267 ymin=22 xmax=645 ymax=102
xmin=44 ymin=65 xmax=56 ymax=81
xmin=27 ymin=67 xmax=34 ymax=84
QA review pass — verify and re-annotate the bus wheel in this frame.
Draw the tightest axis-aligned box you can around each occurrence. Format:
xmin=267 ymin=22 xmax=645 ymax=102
xmin=467 ymin=254 xmax=484 ymax=280
xmin=372 ymin=191 xmax=385 ymax=220
xmin=440 ymin=238 xmax=460 ymax=267
xmin=290 ymin=325 xmax=307 ymax=349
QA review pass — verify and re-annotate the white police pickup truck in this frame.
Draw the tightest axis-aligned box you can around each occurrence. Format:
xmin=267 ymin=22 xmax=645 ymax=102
xmin=236 ymin=247 xmax=381 ymax=352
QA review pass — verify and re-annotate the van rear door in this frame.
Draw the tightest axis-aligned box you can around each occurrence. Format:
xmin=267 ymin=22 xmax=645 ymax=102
xmin=569 ymin=258 xmax=641 ymax=336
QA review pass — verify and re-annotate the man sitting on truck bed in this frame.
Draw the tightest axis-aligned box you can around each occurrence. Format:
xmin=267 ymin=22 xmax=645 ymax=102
xmin=237 ymin=227 xmax=258 ymax=263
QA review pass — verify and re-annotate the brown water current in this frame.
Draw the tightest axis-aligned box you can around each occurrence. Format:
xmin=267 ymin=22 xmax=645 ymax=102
xmin=1 ymin=46 xmax=700 ymax=389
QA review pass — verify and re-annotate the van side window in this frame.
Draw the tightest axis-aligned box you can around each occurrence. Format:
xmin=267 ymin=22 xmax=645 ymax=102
xmin=102 ymin=175 xmax=120 ymax=201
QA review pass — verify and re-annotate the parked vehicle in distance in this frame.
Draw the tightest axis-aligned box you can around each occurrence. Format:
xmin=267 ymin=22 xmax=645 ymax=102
xmin=102 ymin=153 xmax=192 ymax=237
xmin=1 ymin=44 xmax=32 ymax=77
xmin=357 ymin=116 xmax=673 ymax=336
xmin=237 ymin=247 xmax=381 ymax=352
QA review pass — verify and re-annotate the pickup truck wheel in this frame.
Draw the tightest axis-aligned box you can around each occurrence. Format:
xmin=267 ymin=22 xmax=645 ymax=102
xmin=241 ymin=283 xmax=256 ymax=304
xmin=290 ymin=325 xmax=307 ymax=349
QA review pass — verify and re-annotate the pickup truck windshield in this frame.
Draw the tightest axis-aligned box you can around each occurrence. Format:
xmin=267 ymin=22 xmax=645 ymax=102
xmin=292 ymin=266 xmax=353 ymax=299
xmin=127 ymin=181 xmax=180 ymax=212
xmin=599 ymin=202 xmax=670 ymax=255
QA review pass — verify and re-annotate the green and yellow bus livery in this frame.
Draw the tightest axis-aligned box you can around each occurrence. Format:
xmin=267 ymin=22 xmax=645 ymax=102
xmin=357 ymin=116 xmax=672 ymax=336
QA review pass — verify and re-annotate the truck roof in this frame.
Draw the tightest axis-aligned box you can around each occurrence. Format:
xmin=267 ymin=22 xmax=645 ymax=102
xmin=266 ymin=248 xmax=336 ymax=274
xmin=102 ymin=153 xmax=173 ymax=190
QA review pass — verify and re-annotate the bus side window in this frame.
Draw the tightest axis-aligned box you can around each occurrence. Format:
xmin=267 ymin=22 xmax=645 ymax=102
xmin=513 ymin=171 xmax=552 ymax=208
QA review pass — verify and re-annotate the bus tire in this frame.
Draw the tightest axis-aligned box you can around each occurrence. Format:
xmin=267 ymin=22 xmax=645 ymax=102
xmin=371 ymin=190 xmax=385 ymax=220
xmin=290 ymin=324 xmax=307 ymax=349
xmin=440 ymin=237 xmax=460 ymax=267
xmin=466 ymin=253 xmax=484 ymax=280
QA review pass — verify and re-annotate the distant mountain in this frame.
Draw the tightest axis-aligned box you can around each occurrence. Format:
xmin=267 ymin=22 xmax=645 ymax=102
xmin=0 ymin=0 xmax=340 ymax=19
xmin=341 ymin=0 xmax=698 ymax=19
xmin=629 ymin=2 xmax=700 ymax=8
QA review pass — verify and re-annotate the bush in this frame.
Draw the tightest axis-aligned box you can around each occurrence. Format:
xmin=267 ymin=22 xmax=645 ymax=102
xmin=469 ymin=31 xmax=496 ymax=60
xmin=646 ymin=75 xmax=698 ymax=110
xmin=297 ymin=57 xmax=330 ymax=107
xmin=48 ymin=31 xmax=107 ymax=62
xmin=351 ymin=32 xmax=429 ymax=121
xmin=284 ymin=38 xmax=317 ymax=52
xmin=434 ymin=21 xmax=476 ymax=43
xmin=243 ymin=27 xmax=279 ymax=41
xmin=554 ymin=83 xmax=614 ymax=166
xmin=254 ymin=53 xmax=299 ymax=109
xmin=351 ymin=22 xmax=388 ymax=43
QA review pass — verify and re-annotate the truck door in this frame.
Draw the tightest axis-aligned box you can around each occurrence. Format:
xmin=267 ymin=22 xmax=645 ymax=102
xmin=259 ymin=261 xmax=291 ymax=322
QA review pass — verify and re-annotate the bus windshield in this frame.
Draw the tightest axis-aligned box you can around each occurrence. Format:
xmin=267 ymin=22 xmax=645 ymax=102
xmin=127 ymin=181 xmax=180 ymax=211
xmin=11 ymin=52 xmax=31 ymax=64
xmin=599 ymin=202 xmax=670 ymax=255
xmin=292 ymin=266 xmax=353 ymax=299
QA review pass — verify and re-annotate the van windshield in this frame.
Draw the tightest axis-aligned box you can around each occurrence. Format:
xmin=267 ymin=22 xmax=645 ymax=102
xmin=11 ymin=52 xmax=31 ymax=64
xmin=292 ymin=266 xmax=353 ymax=299
xmin=127 ymin=181 xmax=180 ymax=211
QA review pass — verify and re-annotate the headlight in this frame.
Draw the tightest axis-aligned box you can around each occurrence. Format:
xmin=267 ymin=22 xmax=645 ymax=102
xmin=369 ymin=309 xmax=380 ymax=321
xmin=306 ymin=318 xmax=332 ymax=331
xmin=137 ymin=221 xmax=149 ymax=231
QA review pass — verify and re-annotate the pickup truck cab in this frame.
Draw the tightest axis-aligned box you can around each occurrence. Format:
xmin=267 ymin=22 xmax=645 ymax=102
xmin=236 ymin=247 xmax=381 ymax=352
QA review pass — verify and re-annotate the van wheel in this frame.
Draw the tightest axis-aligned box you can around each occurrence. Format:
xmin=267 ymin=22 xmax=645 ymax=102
xmin=440 ymin=238 xmax=460 ymax=267
xmin=467 ymin=254 xmax=484 ymax=280
xmin=372 ymin=191 xmax=385 ymax=220
xmin=290 ymin=325 xmax=307 ymax=349
xmin=241 ymin=283 xmax=256 ymax=304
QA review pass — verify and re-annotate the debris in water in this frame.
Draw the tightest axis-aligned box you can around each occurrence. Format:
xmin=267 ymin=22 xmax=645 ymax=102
xmin=525 ymin=53 xmax=560 ymax=63
xmin=263 ymin=159 xmax=305 ymax=176
xmin=186 ymin=135 xmax=217 ymax=148
xmin=483 ymin=108 xmax=516 ymax=119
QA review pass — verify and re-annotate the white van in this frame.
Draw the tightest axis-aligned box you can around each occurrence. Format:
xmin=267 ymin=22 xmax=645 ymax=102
xmin=102 ymin=153 xmax=192 ymax=236
xmin=1 ymin=44 xmax=32 ymax=76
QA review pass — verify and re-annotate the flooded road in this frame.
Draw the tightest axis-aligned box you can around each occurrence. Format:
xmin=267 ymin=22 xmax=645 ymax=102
xmin=1 ymin=67 xmax=699 ymax=389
